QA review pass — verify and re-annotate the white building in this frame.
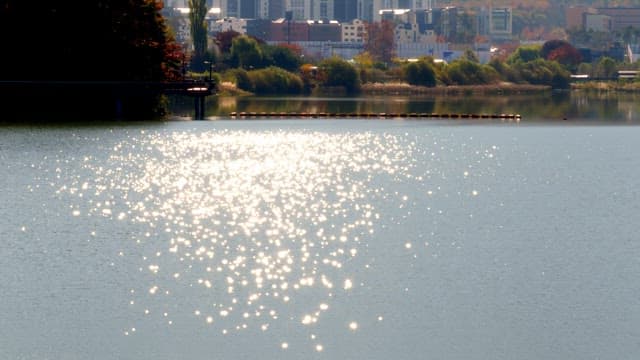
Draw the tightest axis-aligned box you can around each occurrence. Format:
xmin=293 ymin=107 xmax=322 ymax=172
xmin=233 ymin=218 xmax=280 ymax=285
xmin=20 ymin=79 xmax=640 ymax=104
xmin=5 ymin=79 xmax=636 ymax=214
xmin=211 ymin=17 xmax=249 ymax=34
xmin=396 ymin=42 xmax=449 ymax=59
xmin=342 ymin=19 xmax=366 ymax=42
xmin=395 ymin=22 xmax=436 ymax=44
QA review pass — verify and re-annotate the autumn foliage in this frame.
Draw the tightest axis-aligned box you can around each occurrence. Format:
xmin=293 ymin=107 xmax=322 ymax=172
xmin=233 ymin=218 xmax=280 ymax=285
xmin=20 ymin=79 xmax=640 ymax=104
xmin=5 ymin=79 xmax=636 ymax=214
xmin=365 ymin=20 xmax=396 ymax=65
xmin=541 ymin=39 xmax=582 ymax=69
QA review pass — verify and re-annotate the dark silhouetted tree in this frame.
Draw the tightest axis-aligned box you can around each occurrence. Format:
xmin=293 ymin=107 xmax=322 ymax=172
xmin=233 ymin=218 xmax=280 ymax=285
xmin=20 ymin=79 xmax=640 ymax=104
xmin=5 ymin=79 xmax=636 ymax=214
xmin=0 ymin=0 xmax=183 ymax=118
xmin=0 ymin=0 xmax=180 ymax=81
xmin=189 ymin=0 xmax=208 ymax=71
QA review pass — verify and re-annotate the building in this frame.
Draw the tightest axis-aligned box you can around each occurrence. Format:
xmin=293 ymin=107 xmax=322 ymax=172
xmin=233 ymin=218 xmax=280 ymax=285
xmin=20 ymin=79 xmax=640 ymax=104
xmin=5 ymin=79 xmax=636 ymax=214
xmin=207 ymin=0 xmax=286 ymax=20
xmin=489 ymin=8 xmax=511 ymax=36
xmin=268 ymin=0 xmax=286 ymax=19
xmin=211 ymin=17 xmax=249 ymax=33
xmin=476 ymin=7 xmax=512 ymax=41
xmin=584 ymin=14 xmax=612 ymax=32
xmin=270 ymin=19 xmax=310 ymax=42
xmin=397 ymin=42 xmax=449 ymax=59
xmin=334 ymin=0 xmax=358 ymax=23
xmin=342 ymin=19 xmax=366 ymax=43
xmin=308 ymin=20 xmax=342 ymax=41
xmin=437 ymin=7 xmax=459 ymax=41
xmin=396 ymin=22 xmax=431 ymax=44
xmin=312 ymin=0 xmax=334 ymax=20
xmin=565 ymin=6 xmax=640 ymax=32
xmin=358 ymin=0 xmax=375 ymax=22
xmin=288 ymin=0 xmax=311 ymax=20
xmin=597 ymin=7 xmax=640 ymax=32
xmin=246 ymin=18 xmax=273 ymax=39
xmin=218 ymin=0 xmax=257 ymax=18
xmin=565 ymin=6 xmax=596 ymax=30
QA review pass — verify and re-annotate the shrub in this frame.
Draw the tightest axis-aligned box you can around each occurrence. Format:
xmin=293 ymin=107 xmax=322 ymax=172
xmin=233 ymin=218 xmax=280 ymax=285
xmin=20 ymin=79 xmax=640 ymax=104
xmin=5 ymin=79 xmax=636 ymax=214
xmin=226 ymin=68 xmax=253 ymax=91
xmin=444 ymin=59 xmax=499 ymax=85
xmin=403 ymin=60 xmax=436 ymax=87
xmin=512 ymin=58 xmax=570 ymax=89
xmin=360 ymin=68 xmax=391 ymax=84
xmin=318 ymin=57 xmax=361 ymax=94
xmin=247 ymin=66 xmax=303 ymax=94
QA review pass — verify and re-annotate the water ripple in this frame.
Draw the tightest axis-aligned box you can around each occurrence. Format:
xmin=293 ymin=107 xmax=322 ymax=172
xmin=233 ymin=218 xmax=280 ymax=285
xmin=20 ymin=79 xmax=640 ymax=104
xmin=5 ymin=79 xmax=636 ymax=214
xmin=64 ymin=129 xmax=417 ymax=351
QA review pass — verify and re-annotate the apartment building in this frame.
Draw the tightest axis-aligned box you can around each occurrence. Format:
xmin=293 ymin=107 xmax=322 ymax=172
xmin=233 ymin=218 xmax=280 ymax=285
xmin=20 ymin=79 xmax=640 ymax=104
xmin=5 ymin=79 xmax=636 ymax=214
xmin=342 ymin=19 xmax=366 ymax=43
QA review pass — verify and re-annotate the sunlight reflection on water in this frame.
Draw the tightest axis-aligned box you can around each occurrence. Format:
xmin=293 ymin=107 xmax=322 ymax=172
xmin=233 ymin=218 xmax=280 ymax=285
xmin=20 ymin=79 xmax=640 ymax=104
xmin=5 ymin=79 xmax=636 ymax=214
xmin=7 ymin=123 xmax=640 ymax=360
xmin=60 ymin=129 xmax=427 ymax=351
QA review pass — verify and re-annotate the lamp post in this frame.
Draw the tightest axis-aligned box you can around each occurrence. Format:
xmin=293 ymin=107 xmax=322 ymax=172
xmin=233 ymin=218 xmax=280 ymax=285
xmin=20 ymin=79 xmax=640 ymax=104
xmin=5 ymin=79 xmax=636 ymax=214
xmin=285 ymin=10 xmax=293 ymax=44
xmin=203 ymin=60 xmax=213 ymax=82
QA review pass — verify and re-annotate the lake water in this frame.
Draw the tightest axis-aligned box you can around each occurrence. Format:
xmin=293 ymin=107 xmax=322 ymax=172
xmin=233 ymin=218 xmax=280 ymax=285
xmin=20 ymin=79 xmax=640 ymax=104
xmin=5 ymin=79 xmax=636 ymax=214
xmin=169 ymin=91 xmax=640 ymax=123
xmin=2 ymin=100 xmax=640 ymax=359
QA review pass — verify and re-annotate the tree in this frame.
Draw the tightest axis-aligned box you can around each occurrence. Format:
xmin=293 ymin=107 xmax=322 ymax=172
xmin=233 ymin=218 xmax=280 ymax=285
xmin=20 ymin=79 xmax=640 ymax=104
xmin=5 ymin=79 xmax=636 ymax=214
xmin=353 ymin=52 xmax=375 ymax=69
xmin=507 ymin=45 xmax=541 ymax=64
xmin=262 ymin=45 xmax=302 ymax=72
xmin=445 ymin=59 xmax=499 ymax=85
xmin=0 ymin=0 xmax=181 ymax=81
xmin=404 ymin=59 xmax=436 ymax=87
xmin=248 ymin=67 xmax=304 ymax=94
xmin=365 ymin=20 xmax=395 ymax=65
xmin=189 ymin=0 xmax=208 ymax=71
xmin=319 ymin=57 xmax=361 ymax=94
xmin=462 ymin=49 xmax=480 ymax=63
xmin=0 ymin=0 xmax=183 ymax=118
xmin=594 ymin=57 xmax=618 ymax=79
xmin=541 ymin=39 xmax=582 ymax=70
xmin=511 ymin=58 xmax=570 ymax=88
xmin=230 ymin=35 xmax=264 ymax=70
xmin=216 ymin=30 xmax=242 ymax=53
xmin=488 ymin=58 xmax=518 ymax=82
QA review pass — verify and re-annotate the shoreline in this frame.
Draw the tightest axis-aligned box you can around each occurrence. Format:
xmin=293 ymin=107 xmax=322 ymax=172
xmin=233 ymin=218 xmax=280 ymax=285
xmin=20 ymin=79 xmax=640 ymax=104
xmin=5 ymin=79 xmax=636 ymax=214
xmin=360 ymin=82 xmax=551 ymax=96
xmin=216 ymin=81 xmax=552 ymax=97
xmin=570 ymin=81 xmax=640 ymax=92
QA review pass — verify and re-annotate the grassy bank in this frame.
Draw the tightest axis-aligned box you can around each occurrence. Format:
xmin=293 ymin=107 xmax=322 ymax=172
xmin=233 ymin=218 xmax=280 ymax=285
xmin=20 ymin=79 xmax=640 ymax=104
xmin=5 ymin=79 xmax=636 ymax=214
xmin=571 ymin=81 xmax=640 ymax=92
xmin=215 ymin=80 xmax=552 ymax=97
xmin=361 ymin=82 xmax=551 ymax=96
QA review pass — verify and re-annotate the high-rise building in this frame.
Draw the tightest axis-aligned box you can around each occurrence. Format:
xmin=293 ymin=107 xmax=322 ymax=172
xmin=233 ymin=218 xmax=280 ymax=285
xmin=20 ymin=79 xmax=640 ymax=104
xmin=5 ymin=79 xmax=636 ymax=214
xmin=269 ymin=0 xmax=286 ymax=19
xmin=358 ymin=0 xmax=374 ymax=22
xmin=221 ymin=0 xmax=239 ymax=17
xmin=288 ymin=0 xmax=310 ymax=20
xmin=219 ymin=0 xmax=282 ymax=19
xmin=239 ymin=0 xmax=258 ymax=18
xmin=314 ymin=0 xmax=333 ymax=19
xmin=334 ymin=0 xmax=358 ymax=22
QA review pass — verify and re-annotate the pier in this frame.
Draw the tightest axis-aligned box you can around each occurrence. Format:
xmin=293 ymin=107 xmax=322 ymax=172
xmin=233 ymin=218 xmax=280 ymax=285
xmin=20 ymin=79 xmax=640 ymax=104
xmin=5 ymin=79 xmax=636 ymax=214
xmin=0 ymin=80 xmax=216 ymax=120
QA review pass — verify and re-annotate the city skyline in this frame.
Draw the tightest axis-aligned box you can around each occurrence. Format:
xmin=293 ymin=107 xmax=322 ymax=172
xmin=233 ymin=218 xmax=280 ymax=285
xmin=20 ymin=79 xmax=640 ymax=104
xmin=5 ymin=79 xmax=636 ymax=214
xmin=166 ymin=0 xmax=436 ymax=22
